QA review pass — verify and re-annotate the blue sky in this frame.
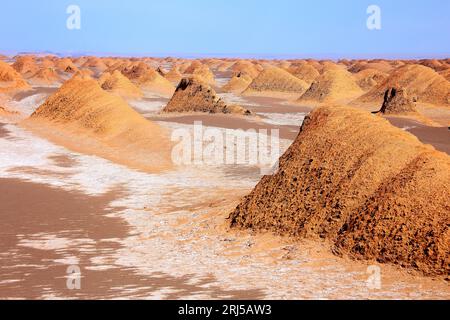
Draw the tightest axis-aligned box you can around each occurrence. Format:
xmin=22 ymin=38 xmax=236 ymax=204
xmin=0 ymin=0 xmax=449 ymax=58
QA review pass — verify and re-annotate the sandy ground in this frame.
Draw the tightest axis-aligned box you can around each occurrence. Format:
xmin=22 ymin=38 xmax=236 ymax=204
xmin=0 ymin=81 xmax=449 ymax=300
xmin=386 ymin=117 xmax=450 ymax=154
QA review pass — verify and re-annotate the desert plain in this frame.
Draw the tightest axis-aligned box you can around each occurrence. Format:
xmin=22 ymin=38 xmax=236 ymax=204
xmin=0 ymin=54 xmax=449 ymax=299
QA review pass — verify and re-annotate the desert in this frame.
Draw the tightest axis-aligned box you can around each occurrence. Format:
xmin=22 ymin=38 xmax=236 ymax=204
xmin=1 ymin=52 xmax=449 ymax=301
xmin=1 ymin=1 xmax=449 ymax=302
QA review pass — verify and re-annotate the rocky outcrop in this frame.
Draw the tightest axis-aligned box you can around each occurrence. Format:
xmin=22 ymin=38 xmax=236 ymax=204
xmin=230 ymin=106 xmax=450 ymax=276
xmin=379 ymin=88 xmax=418 ymax=114
xmin=163 ymin=78 xmax=251 ymax=115
xmin=355 ymin=64 xmax=450 ymax=107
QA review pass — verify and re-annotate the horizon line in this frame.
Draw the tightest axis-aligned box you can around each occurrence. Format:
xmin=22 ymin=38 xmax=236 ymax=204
xmin=1 ymin=49 xmax=449 ymax=61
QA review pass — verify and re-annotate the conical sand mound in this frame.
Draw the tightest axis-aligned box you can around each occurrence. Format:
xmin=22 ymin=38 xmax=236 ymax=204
xmin=355 ymin=68 xmax=389 ymax=91
xmin=0 ymin=60 xmax=30 ymax=93
xmin=231 ymin=61 xmax=261 ymax=79
xmin=297 ymin=65 xmax=363 ymax=104
xmin=40 ymin=57 xmax=56 ymax=69
xmin=192 ymin=65 xmax=216 ymax=85
xmin=222 ymin=72 xmax=253 ymax=94
xmin=439 ymin=69 xmax=450 ymax=82
xmin=378 ymin=87 xmax=418 ymax=114
xmin=356 ymin=64 xmax=450 ymax=107
xmin=99 ymin=70 xmax=143 ymax=99
xmin=163 ymin=78 xmax=251 ymax=115
xmin=164 ymin=66 xmax=183 ymax=84
xmin=82 ymin=57 xmax=107 ymax=71
xmin=12 ymin=56 xmax=39 ymax=77
xmin=183 ymin=60 xmax=203 ymax=74
xmin=217 ymin=61 xmax=234 ymax=72
xmin=230 ymin=106 xmax=450 ymax=276
xmin=286 ymin=63 xmax=320 ymax=86
xmin=23 ymin=76 xmax=172 ymax=172
xmin=122 ymin=62 xmax=175 ymax=97
xmin=28 ymin=67 xmax=61 ymax=86
xmin=56 ymin=58 xmax=79 ymax=73
xmin=243 ymin=67 xmax=309 ymax=99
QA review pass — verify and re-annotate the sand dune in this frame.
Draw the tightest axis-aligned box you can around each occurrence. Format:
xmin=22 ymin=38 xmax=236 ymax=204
xmin=356 ymin=64 xmax=450 ymax=107
xmin=163 ymin=77 xmax=251 ymax=115
xmin=230 ymin=106 xmax=450 ymax=276
xmin=55 ymin=58 xmax=79 ymax=73
xmin=348 ymin=60 xmax=394 ymax=74
xmin=120 ymin=62 xmax=175 ymax=97
xmin=222 ymin=72 xmax=253 ymax=94
xmin=99 ymin=70 xmax=143 ymax=99
xmin=439 ymin=69 xmax=450 ymax=82
xmin=22 ymin=75 xmax=172 ymax=172
xmin=243 ymin=67 xmax=309 ymax=99
xmin=28 ymin=67 xmax=61 ymax=86
xmin=297 ymin=64 xmax=363 ymax=104
xmin=0 ymin=60 xmax=30 ymax=93
xmin=12 ymin=56 xmax=39 ymax=77
xmin=82 ymin=57 xmax=108 ymax=72
xmin=230 ymin=61 xmax=261 ymax=79
xmin=354 ymin=68 xmax=389 ymax=91
xmin=192 ymin=65 xmax=216 ymax=86
xmin=418 ymin=59 xmax=450 ymax=72
xmin=183 ymin=60 xmax=203 ymax=74
xmin=164 ymin=66 xmax=183 ymax=84
xmin=286 ymin=63 xmax=320 ymax=86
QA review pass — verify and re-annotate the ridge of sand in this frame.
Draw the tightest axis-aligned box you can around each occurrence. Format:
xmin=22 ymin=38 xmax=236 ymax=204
xmin=217 ymin=61 xmax=235 ymax=72
xmin=229 ymin=105 xmax=450 ymax=276
xmin=355 ymin=64 xmax=450 ymax=107
xmin=163 ymin=77 xmax=251 ymax=115
xmin=348 ymin=60 xmax=394 ymax=74
xmin=22 ymin=76 xmax=172 ymax=172
xmin=297 ymin=65 xmax=363 ymax=104
xmin=98 ymin=70 xmax=143 ymax=99
xmin=419 ymin=59 xmax=450 ymax=72
xmin=243 ymin=67 xmax=309 ymax=99
xmin=222 ymin=72 xmax=253 ymax=94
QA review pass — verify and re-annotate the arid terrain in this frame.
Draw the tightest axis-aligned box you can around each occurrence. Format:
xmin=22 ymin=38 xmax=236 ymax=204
xmin=0 ymin=54 xmax=449 ymax=299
